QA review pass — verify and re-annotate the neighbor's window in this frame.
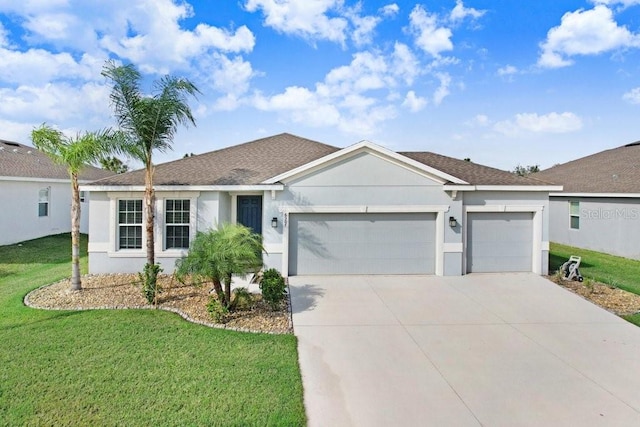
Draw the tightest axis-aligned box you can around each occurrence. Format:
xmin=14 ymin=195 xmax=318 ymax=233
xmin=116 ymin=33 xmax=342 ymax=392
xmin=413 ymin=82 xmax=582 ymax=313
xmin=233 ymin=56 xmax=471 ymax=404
xmin=38 ymin=188 xmax=49 ymax=217
xmin=570 ymin=201 xmax=580 ymax=229
xmin=165 ymin=199 xmax=190 ymax=249
xmin=118 ymin=199 xmax=143 ymax=249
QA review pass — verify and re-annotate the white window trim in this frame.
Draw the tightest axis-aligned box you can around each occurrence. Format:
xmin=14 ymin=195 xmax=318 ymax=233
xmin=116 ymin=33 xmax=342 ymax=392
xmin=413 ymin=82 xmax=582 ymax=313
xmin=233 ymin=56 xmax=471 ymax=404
xmin=462 ymin=205 xmax=545 ymax=274
xmin=157 ymin=196 xmax=198 ymax=256
xmin=38 ymin=187 xmax=50 ymax=217
xmin=569 ymin=201 xmax=580 ymax=230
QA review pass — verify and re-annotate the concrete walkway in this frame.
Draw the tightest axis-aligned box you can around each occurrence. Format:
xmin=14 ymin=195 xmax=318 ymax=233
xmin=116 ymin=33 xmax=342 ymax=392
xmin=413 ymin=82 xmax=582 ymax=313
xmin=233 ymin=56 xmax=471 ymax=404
xmin=289 ymin=274 xmax=640 ymax=427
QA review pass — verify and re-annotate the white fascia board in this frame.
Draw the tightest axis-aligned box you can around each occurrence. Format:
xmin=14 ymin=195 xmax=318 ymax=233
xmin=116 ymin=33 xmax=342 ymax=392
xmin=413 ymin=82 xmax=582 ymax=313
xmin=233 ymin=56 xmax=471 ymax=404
xmin=473 ymin=185 xmax=563 ymax=192
xmin=280 ymin=204 xmax=450 ymax=214
xmin=262 ymin=140 xmax=468 ymax=185
xmin=80 ymin=184 xmax=285 ymax=192
xmin=443 ymin=185 xmax=477 ymax=191
xmin=0 ymin=175 xmax=72 ymax=184
xmin=549 ymin=192 xmax=640 ymax=198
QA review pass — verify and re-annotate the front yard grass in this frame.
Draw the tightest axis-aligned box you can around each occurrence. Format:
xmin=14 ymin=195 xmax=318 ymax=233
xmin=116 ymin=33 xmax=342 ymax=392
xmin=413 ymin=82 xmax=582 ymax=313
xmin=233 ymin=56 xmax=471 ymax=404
xmin=0 ymin=234 xmax=306 ymax=426
xmin=549 ymin=242 xmax=640 ymax=327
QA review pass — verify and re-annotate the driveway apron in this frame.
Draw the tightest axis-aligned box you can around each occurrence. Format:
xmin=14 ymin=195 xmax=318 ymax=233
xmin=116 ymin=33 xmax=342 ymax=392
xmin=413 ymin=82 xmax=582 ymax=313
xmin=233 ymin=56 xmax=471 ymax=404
xmin=289 ymin=273 xmax=640 ymax=427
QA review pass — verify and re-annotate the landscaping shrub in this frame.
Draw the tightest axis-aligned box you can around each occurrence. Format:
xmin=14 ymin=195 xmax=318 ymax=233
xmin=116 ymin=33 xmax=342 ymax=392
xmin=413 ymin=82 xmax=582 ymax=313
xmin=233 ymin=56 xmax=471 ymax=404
xmin=207 ymin=296 xmax=229 ymax=323
xmin=138 ymin=263 xmax=163 ymax=305
xmin=260 ymin=268 xmax=286 ymax=310
xmin=231 ymin=287 xmax=254 ymax=311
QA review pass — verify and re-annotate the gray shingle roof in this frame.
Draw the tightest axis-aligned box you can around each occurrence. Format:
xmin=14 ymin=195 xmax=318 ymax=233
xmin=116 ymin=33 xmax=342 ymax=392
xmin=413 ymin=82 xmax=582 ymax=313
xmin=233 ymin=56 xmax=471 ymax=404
xmin=400 ymin=151 xmax=553 ymax=186
xmin=87 ymin=132 xmax=553 ymax=187
xmin=91 ymin=133 xmax=340 ymax=186
xmin=0 ymin=139 xmax=114 ymax=181
xmin=534 ymin=142 xmax=640 ymax=193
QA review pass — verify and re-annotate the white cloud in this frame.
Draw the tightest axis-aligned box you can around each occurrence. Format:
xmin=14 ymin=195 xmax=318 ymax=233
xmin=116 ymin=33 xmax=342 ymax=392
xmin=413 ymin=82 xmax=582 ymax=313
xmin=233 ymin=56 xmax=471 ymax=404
xmin=433 ymin=72 xmax=451 ymax=105
xmin=380 ymin=4 xmax=399 ymax=17
xmin=538 ymin=5 xmax=640 ymax=68
xmin=345 ymin=5 xmax=381 ymax=47
xmin=592 ymin=0 xmax=640 ymax=8
xmin=408 ymin=5 xmax=453 ymax=57
xmin=497 ymin=65 xmax=518 ymax=76
xmin=494 ymin=112 xmax=583 ymax=136
xmin=402 ymin=90 xmax=427 ymax=112
xmin=391 ymin=43 xmax=420 ymax=85
xmin=449 ymin=0 xmax=486 ymax=23
xmin=469 ymin=114 xmax=490 ymax=126
xmin=623 ymin=87 xmax=640 ymax=104
xmin=244 ymin=0 xmax=348 ymax=45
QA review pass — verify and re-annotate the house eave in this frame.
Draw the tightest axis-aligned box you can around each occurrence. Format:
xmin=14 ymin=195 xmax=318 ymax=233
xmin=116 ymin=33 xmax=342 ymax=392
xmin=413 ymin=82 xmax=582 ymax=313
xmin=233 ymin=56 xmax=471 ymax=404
xmin=79 ymin=184 xmax=285 ymax=192
xmin=549 ymin=192 xmax=640 ymax=198
xmin=444 ymin=185 xmax=563 ymax=192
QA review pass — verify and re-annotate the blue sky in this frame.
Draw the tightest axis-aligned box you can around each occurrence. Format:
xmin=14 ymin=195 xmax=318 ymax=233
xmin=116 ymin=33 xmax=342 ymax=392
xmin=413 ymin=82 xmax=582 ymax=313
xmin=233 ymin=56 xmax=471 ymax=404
xmin=0 ymin=0 xmax=639 ymax=170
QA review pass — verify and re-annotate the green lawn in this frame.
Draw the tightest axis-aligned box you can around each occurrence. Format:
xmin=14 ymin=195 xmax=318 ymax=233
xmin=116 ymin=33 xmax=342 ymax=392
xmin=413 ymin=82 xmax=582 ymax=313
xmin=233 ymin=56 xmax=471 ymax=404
xmin=0 ymin=234 xmax=306 ymax=426
xmin=549 ymin=242 xmax=640 ymax=327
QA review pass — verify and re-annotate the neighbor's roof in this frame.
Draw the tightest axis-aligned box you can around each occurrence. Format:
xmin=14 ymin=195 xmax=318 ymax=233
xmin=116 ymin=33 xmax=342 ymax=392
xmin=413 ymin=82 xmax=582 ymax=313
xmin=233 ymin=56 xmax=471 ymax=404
xmin=534 ymin=142 xmax=640 ymax=193
xmin=0 ymin=139 xmax=114 ymax=181
xmin=88 ymin=132 xmax=551 ymax=187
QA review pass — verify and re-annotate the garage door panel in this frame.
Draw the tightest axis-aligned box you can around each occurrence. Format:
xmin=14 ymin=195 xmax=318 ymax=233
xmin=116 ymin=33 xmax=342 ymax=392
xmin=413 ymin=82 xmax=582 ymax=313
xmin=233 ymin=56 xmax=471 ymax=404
xmin=290 ymin=213 xmax=435 ymax=275
xmin=467 ymin=212 xmax=533 ymax=273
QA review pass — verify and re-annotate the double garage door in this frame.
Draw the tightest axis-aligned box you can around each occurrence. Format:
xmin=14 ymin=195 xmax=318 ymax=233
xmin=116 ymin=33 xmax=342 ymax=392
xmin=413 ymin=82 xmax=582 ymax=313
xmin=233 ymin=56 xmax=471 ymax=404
xmin=289 ymin=213 xmax=436 ymax=276
xmin=288 ymin=211 xmax=535 ymax=275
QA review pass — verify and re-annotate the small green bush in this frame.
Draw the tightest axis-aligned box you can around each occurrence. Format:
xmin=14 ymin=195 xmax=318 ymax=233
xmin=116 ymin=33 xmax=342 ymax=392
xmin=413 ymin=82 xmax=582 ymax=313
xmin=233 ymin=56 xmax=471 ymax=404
xmin=260 ymin=268 xmax=286 ymax=310
xmin=207 ymin=296 xmax=229 ymax=323
xmin=231 ymin=287 xmax=254 ymax=311
xmin=138 ymin=263 xmax=163 ymax=305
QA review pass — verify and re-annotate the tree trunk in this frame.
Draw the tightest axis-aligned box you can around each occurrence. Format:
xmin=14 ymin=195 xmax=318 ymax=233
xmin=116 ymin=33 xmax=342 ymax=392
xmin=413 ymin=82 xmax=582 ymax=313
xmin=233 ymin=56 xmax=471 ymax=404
xmin=224 ymin=275 xmax=232 ymax=308
xmin=145 ymin=163 xmax=155 ymax=266
xmin=212 ymin=279 xmax=225 ymax=304
xmin=70 ymin=173 xmax=81 ymax=291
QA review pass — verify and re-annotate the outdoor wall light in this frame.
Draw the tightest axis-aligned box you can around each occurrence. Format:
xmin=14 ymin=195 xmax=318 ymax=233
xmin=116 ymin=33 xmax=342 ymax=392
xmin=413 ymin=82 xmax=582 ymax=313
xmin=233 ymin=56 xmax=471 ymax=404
xmin=449 ymin=216 xmax=458 ymax=228
xmin=271 ymin=217 xmax=278 ymax=228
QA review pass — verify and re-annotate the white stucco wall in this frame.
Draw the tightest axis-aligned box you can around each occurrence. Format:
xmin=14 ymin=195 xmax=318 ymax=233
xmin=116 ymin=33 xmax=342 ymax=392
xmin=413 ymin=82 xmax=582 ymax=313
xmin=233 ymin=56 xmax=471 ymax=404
xmin=0 ymin=178 xmax=91 ymax=246
xmin=549 ymin=196 xmax=640 ymax=260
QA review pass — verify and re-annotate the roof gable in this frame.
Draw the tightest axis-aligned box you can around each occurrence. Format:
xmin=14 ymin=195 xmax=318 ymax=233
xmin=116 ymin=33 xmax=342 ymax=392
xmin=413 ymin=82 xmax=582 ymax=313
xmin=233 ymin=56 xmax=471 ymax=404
xmin=263 ymin=140 xmax=468 ymax=185
xmin=534 ymin=142 xmax=640 ymax=193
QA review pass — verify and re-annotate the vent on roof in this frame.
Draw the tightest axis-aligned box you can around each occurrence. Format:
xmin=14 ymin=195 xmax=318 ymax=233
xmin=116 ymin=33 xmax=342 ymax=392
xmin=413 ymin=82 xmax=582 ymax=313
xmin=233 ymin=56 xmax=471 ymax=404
xmin=625 ymin=141 xmax=640 ymax=147
xmin=3 ymin=141 xmax=20 ymax=147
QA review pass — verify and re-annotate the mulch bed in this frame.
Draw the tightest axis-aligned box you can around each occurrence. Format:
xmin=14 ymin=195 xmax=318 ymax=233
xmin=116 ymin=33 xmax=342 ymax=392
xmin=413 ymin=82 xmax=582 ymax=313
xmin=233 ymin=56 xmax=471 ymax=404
xmin=24 ymin=274 xmax=292 ymax=334
xmin=549 ymin=275 xmax=640 ymax=316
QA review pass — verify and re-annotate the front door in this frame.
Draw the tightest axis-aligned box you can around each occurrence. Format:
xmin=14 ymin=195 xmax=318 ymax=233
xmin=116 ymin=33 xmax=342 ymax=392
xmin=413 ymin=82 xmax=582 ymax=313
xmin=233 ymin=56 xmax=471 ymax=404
xmin=237 ymin=195 xmax=262 ymax=234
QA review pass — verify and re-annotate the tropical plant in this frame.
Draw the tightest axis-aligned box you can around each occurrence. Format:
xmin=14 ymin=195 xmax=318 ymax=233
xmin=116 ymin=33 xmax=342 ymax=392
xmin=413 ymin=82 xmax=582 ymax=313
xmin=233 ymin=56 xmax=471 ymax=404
xmin=31 ymin=124 xmax=115 ymax=290
xmin=175 ymin=223 xmax=263 ymax=308
xmin=99 ymin=155 xmax=129 ymax=173
xmin=101 ymin=60 xmax=199 ymax=290
xmin=260 ymin=268 xmax=287 ymax=310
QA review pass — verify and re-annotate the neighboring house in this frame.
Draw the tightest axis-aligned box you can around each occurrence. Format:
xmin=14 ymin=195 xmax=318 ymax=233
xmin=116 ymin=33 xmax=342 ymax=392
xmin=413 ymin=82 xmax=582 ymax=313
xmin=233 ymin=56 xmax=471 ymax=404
xmin=535 ymin=141 xmax=640 ymax=260
xmin=83 ymin=133 xmax=560 ymax=276
xmin=0 ymin=139 xmax=113 ymax=246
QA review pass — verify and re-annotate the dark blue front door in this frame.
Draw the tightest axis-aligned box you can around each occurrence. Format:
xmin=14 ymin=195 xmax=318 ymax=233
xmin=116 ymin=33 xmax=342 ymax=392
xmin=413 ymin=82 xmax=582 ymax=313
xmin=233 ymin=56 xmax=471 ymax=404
xmin=237 ymin=196 xmax=262 ymax=234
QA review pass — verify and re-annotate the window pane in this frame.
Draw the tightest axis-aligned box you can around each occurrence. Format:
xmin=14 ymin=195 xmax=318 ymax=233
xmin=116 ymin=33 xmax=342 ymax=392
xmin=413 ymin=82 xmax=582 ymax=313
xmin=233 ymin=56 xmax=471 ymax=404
xmin=119 ymin=225 xmax=142 ymax=249
xmin=39 ymin=188 xmax=49 ymax=202
xmin=570 ymin=216 xmax=580 ymax=229
xmin=166 ymin=225 xmax=189 ymax=249
xmin=39 ymin=203 xmax=48 ymax=217
xmin=570 ymin=201 xmax=579 ymax=216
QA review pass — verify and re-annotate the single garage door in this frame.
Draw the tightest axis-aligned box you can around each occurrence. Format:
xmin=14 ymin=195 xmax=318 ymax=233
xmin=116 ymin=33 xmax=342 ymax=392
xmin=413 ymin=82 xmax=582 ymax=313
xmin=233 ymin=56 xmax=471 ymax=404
xmin=467 ymin=212 xmax=533 ymax=273
xmin=289 ymin=212 xmax=436 ymax=275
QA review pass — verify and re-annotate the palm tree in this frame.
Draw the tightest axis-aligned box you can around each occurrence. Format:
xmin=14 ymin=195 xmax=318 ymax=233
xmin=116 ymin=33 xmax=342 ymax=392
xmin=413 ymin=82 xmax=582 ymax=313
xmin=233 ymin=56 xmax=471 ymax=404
xmin=31 ymin=124 xmax=115 ymax=291
xmin=101 ymin=61 xmax=199 ymax=277
xmin=175 ymin=224 xmax=264 ymax=308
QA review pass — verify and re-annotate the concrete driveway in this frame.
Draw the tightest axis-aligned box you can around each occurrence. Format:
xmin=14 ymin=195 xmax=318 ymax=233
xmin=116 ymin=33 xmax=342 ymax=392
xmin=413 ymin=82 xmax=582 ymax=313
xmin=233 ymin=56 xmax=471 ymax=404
xmin=289 ymin=273 xmax=640 ymax=427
